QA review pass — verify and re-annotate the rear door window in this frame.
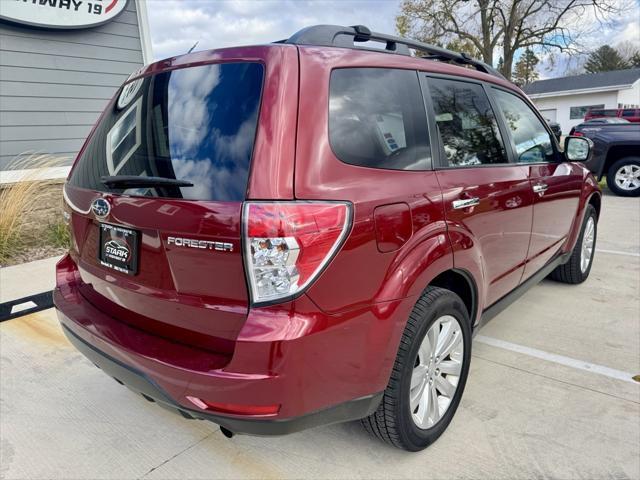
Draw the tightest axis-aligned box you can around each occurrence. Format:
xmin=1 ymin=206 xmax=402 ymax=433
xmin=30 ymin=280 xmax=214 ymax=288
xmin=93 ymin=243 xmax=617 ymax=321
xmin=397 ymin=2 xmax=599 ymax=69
xmin=492 ymin=89 xmax=555 ymax=163
xmin=328 ymin=68 xmax=431 ymax=171
xmin=425 ymin=77 xmax=508 ymax=167
xmin=69 ymin=62 xmax=264 ymax=202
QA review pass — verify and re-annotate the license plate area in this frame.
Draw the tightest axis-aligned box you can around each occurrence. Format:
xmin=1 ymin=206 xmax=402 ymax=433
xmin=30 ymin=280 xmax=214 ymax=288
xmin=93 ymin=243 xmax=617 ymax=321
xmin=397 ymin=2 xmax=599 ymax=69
xmin=98 ymin=223 xmax=139 ymax=275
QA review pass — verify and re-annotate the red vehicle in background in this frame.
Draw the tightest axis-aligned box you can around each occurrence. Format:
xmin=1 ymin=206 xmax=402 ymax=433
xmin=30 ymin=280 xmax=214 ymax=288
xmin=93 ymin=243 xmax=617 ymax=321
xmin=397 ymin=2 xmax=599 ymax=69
xmin=585 ymin=107 xmax=640 ymax=123
xmin=55 ymin=25 xmax=601 ymax=451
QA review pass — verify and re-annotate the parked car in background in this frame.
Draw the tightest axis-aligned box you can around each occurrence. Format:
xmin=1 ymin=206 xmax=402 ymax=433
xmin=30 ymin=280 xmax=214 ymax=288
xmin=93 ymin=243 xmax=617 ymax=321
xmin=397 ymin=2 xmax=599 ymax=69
xmin=570 ymin=117 xmax=629 ymax=135
xmin=585 ymin=108 xmax=640 ymax=123
xmin=546 ymin=119 xmax=562 ymax=141
xmin=54 ymin=24 xmax=602 ymax=452
xmin=574 ymin=122 xmax=640 ymax=196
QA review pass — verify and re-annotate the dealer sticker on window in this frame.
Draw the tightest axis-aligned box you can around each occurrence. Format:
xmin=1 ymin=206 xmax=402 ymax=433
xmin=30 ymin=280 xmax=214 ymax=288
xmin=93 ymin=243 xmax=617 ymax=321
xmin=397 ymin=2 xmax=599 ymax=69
xmin=98 ymin=223 xmax=139 ymax=275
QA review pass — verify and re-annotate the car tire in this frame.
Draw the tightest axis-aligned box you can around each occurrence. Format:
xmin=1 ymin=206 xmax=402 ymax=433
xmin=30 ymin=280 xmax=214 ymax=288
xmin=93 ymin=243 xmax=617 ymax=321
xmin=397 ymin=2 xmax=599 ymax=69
xmin=361 ymin=286 xmax=472 ymax=451
xmin=549 ymin=205 xmax=597 ymax=284
xmin=606 ymin=157 xmax=640 ymax=197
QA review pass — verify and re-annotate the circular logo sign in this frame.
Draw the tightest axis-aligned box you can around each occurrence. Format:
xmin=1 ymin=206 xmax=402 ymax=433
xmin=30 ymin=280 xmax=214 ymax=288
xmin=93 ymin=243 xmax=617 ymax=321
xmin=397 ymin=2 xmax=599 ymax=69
xmin=117 ymin=77 xmax=144 ymax=110
xmin=91 ymin=198 xmax=111 ymax=218
xmin=0 ymin=0 xmax=129 ymax=30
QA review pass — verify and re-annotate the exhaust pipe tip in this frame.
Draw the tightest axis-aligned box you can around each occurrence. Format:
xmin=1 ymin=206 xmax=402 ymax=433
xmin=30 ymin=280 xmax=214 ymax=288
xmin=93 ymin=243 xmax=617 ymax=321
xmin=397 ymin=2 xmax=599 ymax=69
xmin=220 ymin=426 xmax=235 ymax=439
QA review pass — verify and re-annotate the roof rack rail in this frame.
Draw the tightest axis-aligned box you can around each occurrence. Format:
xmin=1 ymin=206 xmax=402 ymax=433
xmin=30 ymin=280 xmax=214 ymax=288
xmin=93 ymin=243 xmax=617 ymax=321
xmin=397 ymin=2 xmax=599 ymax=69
xmin=284 ymin=24 xmax=505 ymax=80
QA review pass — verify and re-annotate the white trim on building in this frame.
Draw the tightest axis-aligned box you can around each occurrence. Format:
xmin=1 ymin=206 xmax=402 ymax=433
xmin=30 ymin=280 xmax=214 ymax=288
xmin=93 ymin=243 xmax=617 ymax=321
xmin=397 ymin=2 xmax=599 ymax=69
xmin=0 ymin=167 xmax=71 ymax=185
xmin=527 ymin=83 xmax=636 ymax=99
xmin=136 ymin=0 xmax=154 ymax=65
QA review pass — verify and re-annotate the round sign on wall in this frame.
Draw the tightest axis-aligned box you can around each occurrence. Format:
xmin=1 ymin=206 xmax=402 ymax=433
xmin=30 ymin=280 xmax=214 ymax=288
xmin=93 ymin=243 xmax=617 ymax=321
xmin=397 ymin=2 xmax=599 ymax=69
xmin=0 ymin=0 xmax=129 ymax=30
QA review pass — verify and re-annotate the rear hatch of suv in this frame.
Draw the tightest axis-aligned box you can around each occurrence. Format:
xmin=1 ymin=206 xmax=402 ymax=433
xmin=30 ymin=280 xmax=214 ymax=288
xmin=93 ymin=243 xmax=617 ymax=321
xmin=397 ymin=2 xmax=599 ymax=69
xmin=63 ymin=50 xmax=295 ymax=357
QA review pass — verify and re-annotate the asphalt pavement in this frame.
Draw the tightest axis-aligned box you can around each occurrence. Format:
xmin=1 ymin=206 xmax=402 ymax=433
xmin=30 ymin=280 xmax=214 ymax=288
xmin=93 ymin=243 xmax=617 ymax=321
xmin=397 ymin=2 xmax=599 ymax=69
xmin=1 ymin=193 xmax=638 ymax=480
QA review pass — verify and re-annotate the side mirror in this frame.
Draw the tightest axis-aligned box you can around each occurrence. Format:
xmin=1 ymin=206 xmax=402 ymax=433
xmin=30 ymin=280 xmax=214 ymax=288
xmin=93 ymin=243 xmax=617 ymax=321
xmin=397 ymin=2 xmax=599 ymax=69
xmin=564 ymin=136 xmax=594 ymax=162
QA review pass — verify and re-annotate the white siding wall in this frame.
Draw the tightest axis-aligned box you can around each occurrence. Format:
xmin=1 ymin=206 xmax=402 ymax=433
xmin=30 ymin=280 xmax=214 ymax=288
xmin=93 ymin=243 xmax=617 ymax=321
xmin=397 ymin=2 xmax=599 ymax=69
xmin=530 ymin=91 xmax=618 ymax=134
xmin=0 ymin=1 xmax=145 ymax=171
xmin=617 ymin=80 xmax=640 ymax=108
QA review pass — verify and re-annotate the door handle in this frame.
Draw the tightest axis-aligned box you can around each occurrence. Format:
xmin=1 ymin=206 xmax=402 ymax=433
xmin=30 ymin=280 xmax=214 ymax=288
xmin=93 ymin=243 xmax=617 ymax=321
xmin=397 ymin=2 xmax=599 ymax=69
xmin=533 ymin=183 xmax=549 ymax=194
xmin=452 ymin=197 xmax=480 ymax=210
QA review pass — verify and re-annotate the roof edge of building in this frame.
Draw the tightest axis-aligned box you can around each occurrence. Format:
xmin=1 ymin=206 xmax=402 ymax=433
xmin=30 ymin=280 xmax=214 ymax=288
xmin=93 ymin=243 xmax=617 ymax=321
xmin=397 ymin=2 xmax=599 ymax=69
xmin=527 ymin=83 xmax=636 ymax=98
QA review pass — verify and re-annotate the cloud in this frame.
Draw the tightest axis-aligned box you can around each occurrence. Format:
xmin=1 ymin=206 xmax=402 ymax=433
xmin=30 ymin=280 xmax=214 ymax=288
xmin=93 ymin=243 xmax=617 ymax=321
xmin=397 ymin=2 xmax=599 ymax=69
xmin=147 ymin=0 xmax=399 ymax=60
xmin=535 ymin=1 xmax=640 ymax=78
xmin=146 ymin=0 xmax=640 ymax=77
xmin=618 ymin=12 xmax=640 ymax=45
xmin=168 ymin=64 xmax=221 ymax=157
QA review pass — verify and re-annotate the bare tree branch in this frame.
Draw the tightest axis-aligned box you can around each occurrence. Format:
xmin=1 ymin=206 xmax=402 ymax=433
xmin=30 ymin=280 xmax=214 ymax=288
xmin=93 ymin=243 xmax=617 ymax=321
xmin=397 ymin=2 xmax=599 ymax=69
xmin=396 ymin=0 xmax=626 ymax=79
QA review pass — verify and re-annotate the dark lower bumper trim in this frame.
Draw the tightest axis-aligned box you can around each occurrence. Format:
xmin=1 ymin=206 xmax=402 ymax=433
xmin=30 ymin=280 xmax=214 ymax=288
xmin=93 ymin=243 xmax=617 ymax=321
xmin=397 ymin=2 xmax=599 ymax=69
xmin=61 ymin=323 xmax=383 ymax=436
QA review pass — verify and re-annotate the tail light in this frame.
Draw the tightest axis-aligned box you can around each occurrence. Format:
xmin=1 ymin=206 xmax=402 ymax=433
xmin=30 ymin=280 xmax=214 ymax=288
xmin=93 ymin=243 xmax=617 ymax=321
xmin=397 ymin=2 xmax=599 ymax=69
xmin=243 ymin=201 xmax=352 ymax=305
xmin=573 ymin=132 xmax=584 ymax=137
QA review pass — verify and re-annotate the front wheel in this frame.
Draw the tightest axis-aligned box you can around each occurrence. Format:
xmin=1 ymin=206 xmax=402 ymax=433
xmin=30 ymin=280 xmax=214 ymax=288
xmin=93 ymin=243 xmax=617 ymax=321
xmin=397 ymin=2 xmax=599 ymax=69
xmin=606 ymin=157 xmax=640 ymax=197
xmin=361 ymin=287 xmax=472 ymax=451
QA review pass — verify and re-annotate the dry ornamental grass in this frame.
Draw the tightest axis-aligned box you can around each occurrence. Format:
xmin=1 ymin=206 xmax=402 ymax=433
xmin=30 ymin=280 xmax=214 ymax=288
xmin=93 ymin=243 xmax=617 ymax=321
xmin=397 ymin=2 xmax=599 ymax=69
xmin=0 ymin=153 xmax=70 ymax=265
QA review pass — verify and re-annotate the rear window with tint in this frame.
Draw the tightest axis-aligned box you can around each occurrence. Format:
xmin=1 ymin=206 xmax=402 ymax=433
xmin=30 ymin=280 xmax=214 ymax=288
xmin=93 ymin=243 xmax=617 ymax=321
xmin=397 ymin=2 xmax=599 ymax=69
xmin=329 ymin=68 xmax=431 ymax=170
xmin=69 ymin=62 xmax=264 ymax=202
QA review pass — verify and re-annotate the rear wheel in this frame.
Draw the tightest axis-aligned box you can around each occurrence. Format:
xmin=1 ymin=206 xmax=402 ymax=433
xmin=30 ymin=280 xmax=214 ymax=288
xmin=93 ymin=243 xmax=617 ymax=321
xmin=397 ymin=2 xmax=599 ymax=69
xmin=550 ymin=205 xmax=597 ymax=284
xmin=606 ymin=157 xmax=640 ymax=197
xmin=361 ymin=287 xmax=471 ymax=451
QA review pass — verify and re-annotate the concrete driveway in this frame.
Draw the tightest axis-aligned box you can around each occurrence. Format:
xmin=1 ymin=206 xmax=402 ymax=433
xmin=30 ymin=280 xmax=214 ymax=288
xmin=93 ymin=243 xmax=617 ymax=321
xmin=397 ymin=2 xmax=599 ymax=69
xmin=1 ymin=194 xmax=639 ymax=480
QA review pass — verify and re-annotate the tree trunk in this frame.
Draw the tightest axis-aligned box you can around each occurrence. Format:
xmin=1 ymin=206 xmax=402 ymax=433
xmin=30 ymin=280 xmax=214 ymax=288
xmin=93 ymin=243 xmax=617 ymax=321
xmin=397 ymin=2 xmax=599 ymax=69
xmin=502 ymin=49 xmax=514 ymax=80
xmin=478 ymin=0 xmax=494 ymax=66
xmin=500 ymin=0 xmax=519 ymax=80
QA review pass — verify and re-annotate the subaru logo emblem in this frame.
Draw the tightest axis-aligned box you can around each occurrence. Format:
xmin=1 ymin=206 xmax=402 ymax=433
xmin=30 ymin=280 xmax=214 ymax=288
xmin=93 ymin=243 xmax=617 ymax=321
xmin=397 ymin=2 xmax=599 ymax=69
xmin=91 ymin=198 xmax=110 ymax=218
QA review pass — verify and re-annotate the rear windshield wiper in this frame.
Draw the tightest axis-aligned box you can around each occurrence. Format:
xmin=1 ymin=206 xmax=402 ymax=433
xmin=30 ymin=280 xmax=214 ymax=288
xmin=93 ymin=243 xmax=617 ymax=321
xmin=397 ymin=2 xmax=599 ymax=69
xmin=100 ymin=175 xmax=194 ymax=189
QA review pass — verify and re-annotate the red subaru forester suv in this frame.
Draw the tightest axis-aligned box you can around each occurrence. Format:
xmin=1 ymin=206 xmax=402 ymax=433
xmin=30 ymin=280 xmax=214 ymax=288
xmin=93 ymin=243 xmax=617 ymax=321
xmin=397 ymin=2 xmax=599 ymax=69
xmin=55 ymin=25 xmax=601 ymax=451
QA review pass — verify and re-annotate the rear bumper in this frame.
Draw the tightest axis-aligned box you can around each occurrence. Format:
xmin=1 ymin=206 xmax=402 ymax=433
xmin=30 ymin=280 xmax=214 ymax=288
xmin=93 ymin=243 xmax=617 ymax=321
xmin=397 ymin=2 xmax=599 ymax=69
xmin=59 ymin=319 xmax=382 ymax=435
xmin=53 ymin=254 xmax=409 ymax=434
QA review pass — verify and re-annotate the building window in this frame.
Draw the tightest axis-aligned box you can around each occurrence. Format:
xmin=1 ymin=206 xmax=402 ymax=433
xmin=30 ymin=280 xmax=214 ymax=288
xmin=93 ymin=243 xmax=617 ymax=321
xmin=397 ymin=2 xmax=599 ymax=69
xmin=570 ymin=104 xmax=604 ymax=120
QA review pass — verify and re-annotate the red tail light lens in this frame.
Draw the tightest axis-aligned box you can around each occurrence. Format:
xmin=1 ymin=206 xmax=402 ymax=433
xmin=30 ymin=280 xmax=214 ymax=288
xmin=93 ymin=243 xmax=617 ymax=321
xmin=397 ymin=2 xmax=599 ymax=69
xmin=243 ymin=201 xmax=352 ymax=304
xmin=573 ymin=132 xmax=584 ymax=137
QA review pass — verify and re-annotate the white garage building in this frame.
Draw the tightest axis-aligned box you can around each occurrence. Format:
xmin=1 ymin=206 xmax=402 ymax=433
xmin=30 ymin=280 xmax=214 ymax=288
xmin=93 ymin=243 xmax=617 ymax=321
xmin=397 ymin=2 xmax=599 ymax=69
xmin=524 ymin=68 xmax=640 ymax=134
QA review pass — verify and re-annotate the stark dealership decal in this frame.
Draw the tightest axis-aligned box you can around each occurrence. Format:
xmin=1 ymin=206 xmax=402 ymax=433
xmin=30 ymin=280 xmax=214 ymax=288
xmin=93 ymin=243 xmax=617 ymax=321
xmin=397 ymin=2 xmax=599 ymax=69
xmin=0 ymin=0 xmax=129 ymax=30
xmin=104 ymin=239 xmax=130 ymax=262
xmin=99 ymin=223 xmax=138 ymax=275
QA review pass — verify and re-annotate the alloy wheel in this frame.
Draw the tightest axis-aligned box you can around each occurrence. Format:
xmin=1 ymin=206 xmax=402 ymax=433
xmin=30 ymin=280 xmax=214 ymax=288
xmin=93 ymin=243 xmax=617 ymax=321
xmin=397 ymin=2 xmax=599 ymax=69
xmin=581 ymin=216 xmax=595 ymax=273
xmin=410 ymin=315 xmax=464 ymax=429
xmin=614 ymin=164 xmax=640 ymax=192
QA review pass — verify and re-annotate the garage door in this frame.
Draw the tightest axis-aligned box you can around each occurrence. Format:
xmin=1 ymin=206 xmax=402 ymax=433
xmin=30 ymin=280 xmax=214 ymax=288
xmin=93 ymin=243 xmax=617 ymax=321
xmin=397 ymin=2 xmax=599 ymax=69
xmin=539 ymin=109 xmax=557 ymax=122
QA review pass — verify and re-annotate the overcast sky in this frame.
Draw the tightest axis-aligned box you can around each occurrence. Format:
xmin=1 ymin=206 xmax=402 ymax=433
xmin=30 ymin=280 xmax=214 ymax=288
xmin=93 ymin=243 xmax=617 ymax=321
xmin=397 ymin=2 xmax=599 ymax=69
xmin=146 ymin=0 xmax=640 ymax=78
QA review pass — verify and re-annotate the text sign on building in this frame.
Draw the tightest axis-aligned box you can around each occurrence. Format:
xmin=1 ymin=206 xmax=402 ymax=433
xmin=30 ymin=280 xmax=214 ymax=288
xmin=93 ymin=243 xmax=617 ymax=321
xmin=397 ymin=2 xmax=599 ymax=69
xmin=0 ymin=0 xmax=128 ymax=29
